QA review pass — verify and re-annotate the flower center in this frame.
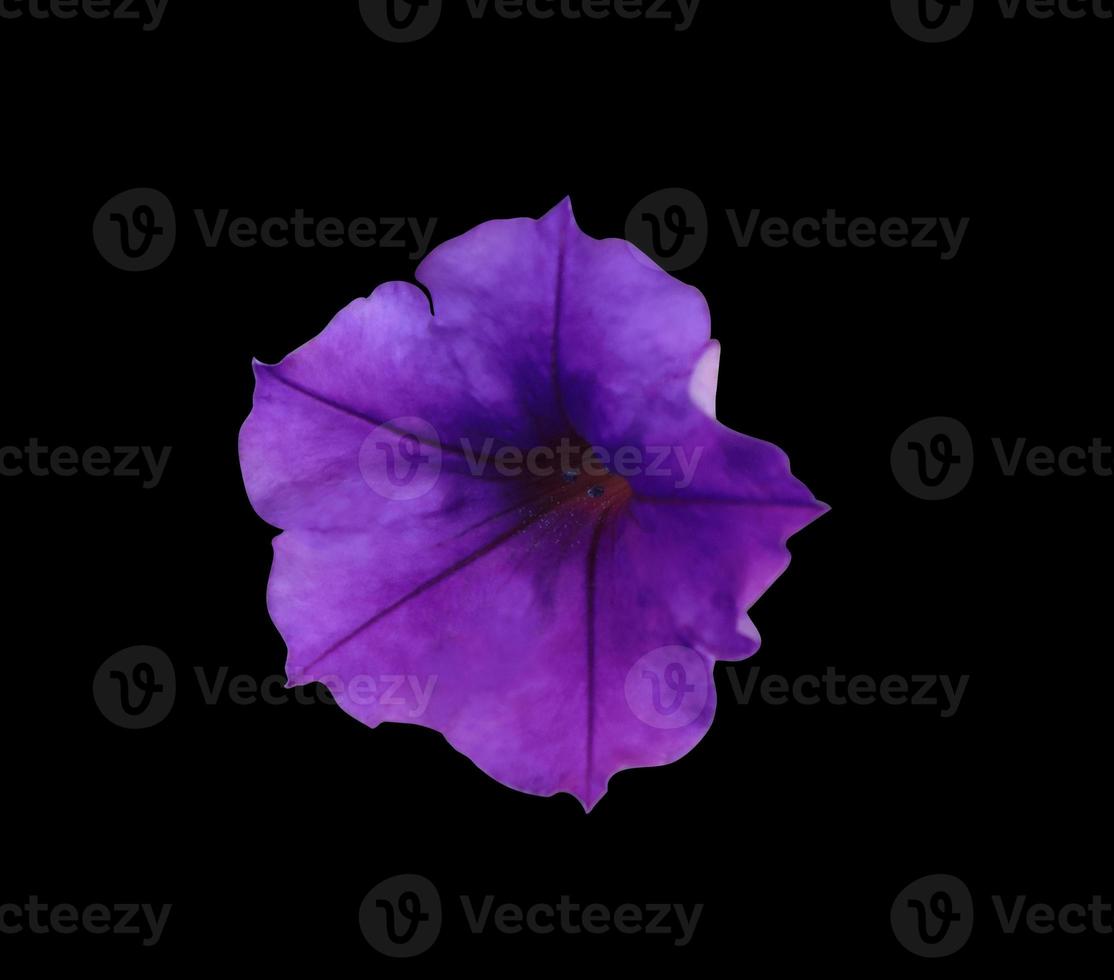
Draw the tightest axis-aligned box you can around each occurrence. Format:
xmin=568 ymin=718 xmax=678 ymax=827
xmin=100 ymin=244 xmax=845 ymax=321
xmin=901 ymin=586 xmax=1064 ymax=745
xmin=523 ymin=440 xmax=634 ymax=526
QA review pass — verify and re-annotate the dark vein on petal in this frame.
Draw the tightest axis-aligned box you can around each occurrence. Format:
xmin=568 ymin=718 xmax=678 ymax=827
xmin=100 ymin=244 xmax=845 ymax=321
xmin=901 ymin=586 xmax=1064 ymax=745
xmin=451 ymin=477 xmax=587 ymax=539
xmin=303 ymin=486 xmax=586 ymax=671
xmin=261 ymin=365 xmax=473 ymax=459
xmin=551 ymin=215 xmax=575 ymax=434
xmin=583 ymin=508 xmax=609 ymax=803
xmin=633 ymin=493 xmax=821 ymax=509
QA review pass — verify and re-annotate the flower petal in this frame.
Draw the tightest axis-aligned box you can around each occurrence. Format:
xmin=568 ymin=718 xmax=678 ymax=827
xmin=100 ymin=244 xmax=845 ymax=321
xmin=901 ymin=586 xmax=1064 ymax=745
xmin=269 ymin=498 xmax=717 ymax=810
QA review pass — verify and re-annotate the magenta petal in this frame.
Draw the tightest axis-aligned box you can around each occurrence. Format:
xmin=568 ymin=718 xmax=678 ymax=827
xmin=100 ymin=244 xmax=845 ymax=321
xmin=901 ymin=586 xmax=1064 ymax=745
xmin=239 ymin=199 xmax=825 ymax=810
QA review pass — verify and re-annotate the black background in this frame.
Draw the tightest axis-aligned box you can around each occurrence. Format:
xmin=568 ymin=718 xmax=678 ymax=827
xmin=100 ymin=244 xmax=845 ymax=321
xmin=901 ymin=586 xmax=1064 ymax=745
xmin=2 ymin=0 xmax=1111 ymax=970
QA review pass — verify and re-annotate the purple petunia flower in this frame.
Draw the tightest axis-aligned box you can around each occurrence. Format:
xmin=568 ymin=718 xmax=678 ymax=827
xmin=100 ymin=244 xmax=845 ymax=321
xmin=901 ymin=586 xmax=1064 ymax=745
xmin=239 ymin=199 xmax=826 ymax=810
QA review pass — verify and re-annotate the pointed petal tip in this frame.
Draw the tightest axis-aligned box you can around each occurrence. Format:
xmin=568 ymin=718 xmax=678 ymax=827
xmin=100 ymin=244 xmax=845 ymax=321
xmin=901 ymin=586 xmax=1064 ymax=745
xmin=250 ymin=354 xmax=283 ymax=376
xmin=542 ymin=196 xmax=578 ymax=228
xmin=557 ymin=776 xmax=605 ymax=813
xmin=784 ymin=494 xmax=830 ymax=539
xmin=576 ymin=789 xmax=603 ymax=814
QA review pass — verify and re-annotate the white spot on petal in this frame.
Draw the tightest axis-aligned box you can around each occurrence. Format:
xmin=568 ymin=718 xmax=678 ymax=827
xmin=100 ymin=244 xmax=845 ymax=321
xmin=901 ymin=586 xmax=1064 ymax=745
xmin=689 ymin=340 xmax=721 ymax=419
